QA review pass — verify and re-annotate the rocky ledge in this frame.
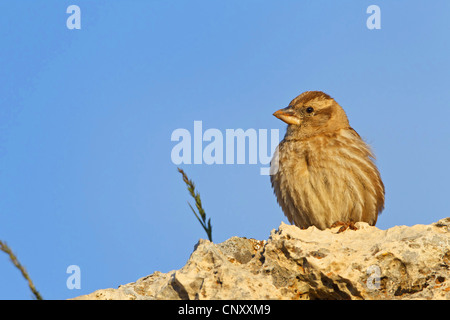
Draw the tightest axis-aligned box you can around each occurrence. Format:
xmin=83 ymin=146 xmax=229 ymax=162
xmin=73 ymin=218 xmax=450 ymax=300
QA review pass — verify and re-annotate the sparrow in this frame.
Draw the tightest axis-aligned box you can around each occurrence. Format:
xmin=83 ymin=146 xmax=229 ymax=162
xmin=270 ymin=91 xmax=384 ymax=231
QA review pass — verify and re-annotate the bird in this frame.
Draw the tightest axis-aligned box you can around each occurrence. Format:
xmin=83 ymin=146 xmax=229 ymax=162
xmin=270 ymin=91 xmax=384 ymax=231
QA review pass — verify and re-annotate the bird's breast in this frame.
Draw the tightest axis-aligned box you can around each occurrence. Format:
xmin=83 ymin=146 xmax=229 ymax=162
xmin=271 ymin=130 xmax=384 ymax=229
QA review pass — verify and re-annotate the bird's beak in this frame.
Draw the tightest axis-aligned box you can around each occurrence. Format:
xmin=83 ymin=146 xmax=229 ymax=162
xmin=273 ymin=107 xmax=301 ymax=125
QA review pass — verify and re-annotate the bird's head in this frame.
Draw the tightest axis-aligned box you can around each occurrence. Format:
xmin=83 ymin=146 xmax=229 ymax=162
xmin=273 ymin=91 xmax=350 ymax=139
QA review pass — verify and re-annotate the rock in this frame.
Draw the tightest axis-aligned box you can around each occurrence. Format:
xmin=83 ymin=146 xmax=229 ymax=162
xmin=72 ymin=218 xmax=450 ymax=300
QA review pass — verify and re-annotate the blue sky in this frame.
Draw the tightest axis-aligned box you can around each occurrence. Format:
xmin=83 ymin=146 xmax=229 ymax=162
xmin=1 ymin=1 xmax=449 ymax=299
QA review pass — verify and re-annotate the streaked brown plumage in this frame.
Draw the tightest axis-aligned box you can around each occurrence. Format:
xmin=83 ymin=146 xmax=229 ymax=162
xmin=270 ymin=91 xmax=384 ymax=230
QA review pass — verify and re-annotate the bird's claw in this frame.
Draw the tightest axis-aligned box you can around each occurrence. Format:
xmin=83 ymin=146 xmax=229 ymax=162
xmin=331 ymin=221 xmax=357 ymax=233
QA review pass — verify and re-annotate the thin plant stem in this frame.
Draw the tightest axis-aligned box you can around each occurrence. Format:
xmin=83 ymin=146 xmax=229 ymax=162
xmin=177 ymin=168 xmax=213 ymax=242
xmin=0 ymin=240 xmax=43 ymax=300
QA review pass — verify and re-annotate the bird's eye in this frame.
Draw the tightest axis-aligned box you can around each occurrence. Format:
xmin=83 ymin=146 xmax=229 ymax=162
xmin=306 ymin=107 xmax=314 ymax=113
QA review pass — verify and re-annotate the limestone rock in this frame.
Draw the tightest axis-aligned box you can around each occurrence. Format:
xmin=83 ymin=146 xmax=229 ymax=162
xmin=72 ymin=218 xmax=450 ymax=300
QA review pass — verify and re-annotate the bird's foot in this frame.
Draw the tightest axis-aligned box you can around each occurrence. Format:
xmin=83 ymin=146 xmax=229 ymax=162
xmin=331 ymin=221 xmax=357 ymax=233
